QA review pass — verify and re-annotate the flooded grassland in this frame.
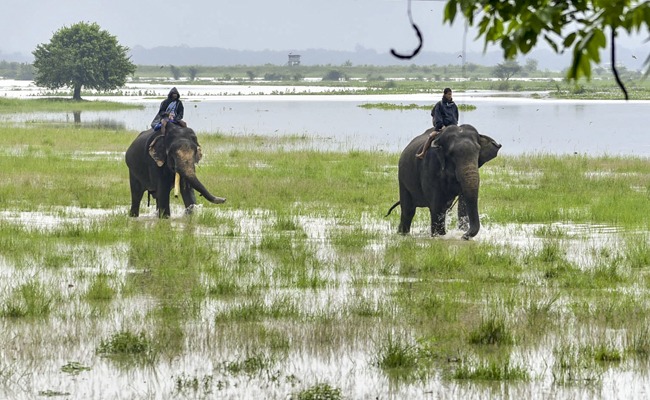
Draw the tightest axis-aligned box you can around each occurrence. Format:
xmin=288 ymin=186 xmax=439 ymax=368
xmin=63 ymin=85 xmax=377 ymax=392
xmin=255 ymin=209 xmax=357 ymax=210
xmin=1 ymin=124 xmax=650 ymax=399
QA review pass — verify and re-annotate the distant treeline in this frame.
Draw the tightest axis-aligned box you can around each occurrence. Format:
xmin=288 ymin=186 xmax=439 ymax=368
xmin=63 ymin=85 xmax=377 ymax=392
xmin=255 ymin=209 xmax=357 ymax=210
xmin=133 ymin=62 xmax=647 ymax=84
xmin=2 ymin=60 xmax=644 ymax=96
xmin=0 ymin=61 xmax=34 ymax=80
xmin=134 ymin=62 xmax=551 ymax=81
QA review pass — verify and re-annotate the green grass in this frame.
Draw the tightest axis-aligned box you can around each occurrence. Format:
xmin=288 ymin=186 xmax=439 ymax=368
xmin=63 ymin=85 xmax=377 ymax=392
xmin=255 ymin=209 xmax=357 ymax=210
xmin=468 ymin=315 xmax=514 ymax=346
xmin=1 ymin=281 xmax=53 ymax=318
xmin=86 ymin=273 xmax=116 ymax=301
xmin=290 ymin=383 xmax=343 ymax=400
xmin=358 ymin=102 xmax=477 ymax=111
xmin=96 ymin=330 xmax=152 ymax=356
xmin=374 ymin=333 xmax=419 ymax=370
xmin=0 ymin=97 xmax=143 ymax=113
xmin=1 ymin=123 xmax=650 ymax=397
xmin=453 ymin=357 xmax=529 ymax=381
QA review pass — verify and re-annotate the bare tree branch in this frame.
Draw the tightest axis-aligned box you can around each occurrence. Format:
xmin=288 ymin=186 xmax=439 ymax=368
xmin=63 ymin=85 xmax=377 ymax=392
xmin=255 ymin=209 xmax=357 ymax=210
xmin=610 ymin=30 xmax=629 ymax=100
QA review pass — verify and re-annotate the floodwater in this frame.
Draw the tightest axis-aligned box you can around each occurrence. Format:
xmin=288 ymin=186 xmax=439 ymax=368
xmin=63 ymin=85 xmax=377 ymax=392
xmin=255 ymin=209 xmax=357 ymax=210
xmin=3 ymin=80 xmax=650 ymax=399
xmin=1 ymin=206 xmax=649 ymax=399
xmin=2 ymin=80 xmax=650 ymax=156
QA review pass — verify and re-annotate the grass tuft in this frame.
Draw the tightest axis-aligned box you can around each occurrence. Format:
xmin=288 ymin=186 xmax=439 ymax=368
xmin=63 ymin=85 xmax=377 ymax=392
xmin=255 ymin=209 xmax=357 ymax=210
xmin=468 ymin=315 xmax=514 ymax=346
xmin=290 ymin=383 xmax=343 ymax=400
xmin=97 ymin=331 xmax=151 ymax=356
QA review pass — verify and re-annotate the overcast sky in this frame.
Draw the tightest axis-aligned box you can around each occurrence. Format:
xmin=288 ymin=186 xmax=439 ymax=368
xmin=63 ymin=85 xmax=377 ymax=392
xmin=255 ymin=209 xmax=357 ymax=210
xmin=4 ymin=0 xmax=649 ymax=59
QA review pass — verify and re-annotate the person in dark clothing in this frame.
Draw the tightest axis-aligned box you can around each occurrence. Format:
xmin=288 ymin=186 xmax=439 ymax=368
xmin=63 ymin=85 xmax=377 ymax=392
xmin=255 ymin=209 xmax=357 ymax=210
xmin=416 ymin=87 xmax=459 ymax=159
xmin=151 ymin=87 xmax=187 ymax=135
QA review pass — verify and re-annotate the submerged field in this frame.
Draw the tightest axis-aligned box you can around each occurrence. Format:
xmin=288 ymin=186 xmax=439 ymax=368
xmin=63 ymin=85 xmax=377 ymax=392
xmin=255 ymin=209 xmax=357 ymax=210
xmin=1 ymin=123 xmax=650 ymax=399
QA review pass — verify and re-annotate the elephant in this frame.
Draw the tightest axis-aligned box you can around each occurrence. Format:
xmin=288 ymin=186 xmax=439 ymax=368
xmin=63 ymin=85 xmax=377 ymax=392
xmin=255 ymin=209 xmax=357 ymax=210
xmin=125 ymin=123 xmax=226 ymax=218
xmin=385 ymin=124 xmax=501 ymax=240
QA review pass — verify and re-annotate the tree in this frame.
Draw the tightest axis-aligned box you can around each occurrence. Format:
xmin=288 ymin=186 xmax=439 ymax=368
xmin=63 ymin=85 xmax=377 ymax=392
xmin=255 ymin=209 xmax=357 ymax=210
xmin=443 ymin=0 xmax=650 ymax=99
xmin=170 ymin=65 xmax=181 ymax=80
xmin=32 ymin=22 xmax=135 ymax=100
xmin=492 ymin=60 xmax=522 ymax=81
xmin=524 ymin=59 xmax=538 ymax=74
xmin=188 ymin=66 xmax=200 ymax=81
xmin=322 ymin=70 xmax=345 ymax=81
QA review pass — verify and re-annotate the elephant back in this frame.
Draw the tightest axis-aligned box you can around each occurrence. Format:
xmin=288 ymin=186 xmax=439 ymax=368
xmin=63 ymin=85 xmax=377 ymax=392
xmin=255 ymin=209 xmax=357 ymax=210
xmin=401 ymin=129 xmax=434 ymax=158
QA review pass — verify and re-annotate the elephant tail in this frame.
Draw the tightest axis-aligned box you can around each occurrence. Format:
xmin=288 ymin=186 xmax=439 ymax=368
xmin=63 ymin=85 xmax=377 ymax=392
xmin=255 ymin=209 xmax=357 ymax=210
xmin=385 ymin=201 xmax=400 ymax=217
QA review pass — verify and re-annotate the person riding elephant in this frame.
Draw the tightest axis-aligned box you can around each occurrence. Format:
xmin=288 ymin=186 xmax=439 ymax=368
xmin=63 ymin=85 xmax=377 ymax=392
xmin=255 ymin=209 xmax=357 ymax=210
xmin=125 ymin=123 xmax=226 ymax=218
xmin=386 ymin=124 xmax=501 ymax=240
xmin=151 ymin=87 xmax=187 ymax=136
xmin=416 ymin=87 xmax=459 ymax=159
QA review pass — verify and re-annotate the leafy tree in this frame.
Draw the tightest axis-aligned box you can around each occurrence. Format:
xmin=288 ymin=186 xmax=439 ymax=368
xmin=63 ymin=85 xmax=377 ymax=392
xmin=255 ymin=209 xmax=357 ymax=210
xmin=188 ymin=66 xmax=200 ymax=81
xmin=524 ymin=58 xmax=539 ymax=74
xmin=246 ymin=70 xmax=256 ymax=81
xmin=493 ymin=60 xmax=522 ymax=81
xmin=264 ymin=72 xmax=286 ymax=81
xmin=32 ymin=22 xmax=135 ymax=100
xmin=170 ymin=65 xmax=181 ymax=80
xmin=443 ymin=0 xmax=650 ymax=98
xmin=322 ymin=70 xmax=345 ymax=81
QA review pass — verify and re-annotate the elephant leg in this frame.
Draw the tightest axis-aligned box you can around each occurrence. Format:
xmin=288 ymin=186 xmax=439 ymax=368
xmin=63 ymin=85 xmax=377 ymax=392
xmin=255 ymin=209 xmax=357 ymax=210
xmin=129 ymin=172 xmax=145 ymax=217
xmin=429 ymin=195 xmax=453 ymax=236
xmin=158 ymin=199 xmax=171 ymax=218
xmin=429 ymin=207 xmax=447 ymax=236
xmin=180 ymin=180 xmax=197 ymax=214
xmin=156 ymin=176 xmax=172 ymax=218
xmin=399 ymin=203 xmax=416 ymax=234
xmin=398 ymin=187 xmax=415 ymax=234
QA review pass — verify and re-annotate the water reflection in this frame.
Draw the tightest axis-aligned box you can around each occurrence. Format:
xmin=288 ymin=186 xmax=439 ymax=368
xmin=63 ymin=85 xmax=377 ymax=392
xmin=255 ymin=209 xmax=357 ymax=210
xmin=3 ymin=110 xmax=128 ymax=130
xmin=66 ymin=111 xmax=128 ymax=130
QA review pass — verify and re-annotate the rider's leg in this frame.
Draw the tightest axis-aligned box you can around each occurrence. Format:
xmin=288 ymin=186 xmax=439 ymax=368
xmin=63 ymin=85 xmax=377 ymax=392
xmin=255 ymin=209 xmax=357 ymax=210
xmin=416 ymin=130 xmax=439 ymax=159
xmin=161 ymin=118 xmax=168 ymax=136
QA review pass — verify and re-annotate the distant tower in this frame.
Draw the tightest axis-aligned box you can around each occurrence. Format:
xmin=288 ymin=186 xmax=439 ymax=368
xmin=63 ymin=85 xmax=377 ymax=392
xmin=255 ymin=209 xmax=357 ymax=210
xmin=288 ymin=53 xmax=301 ymax=66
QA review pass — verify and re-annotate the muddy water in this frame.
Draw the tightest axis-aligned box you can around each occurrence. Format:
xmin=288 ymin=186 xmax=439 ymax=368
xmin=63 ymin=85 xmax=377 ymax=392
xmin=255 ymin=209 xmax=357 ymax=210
xmin=1 ymin=206 xmax=648 ymax=399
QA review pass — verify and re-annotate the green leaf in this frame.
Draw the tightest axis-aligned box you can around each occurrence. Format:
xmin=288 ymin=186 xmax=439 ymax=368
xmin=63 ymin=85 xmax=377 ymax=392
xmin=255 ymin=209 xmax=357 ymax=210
xmin=585 ymin=29 xmax=606 ymax=63
xmin=563 ymin=32 xmax=577 ymax=48
xmin=444 ymin=0 xmax=458 ymax=23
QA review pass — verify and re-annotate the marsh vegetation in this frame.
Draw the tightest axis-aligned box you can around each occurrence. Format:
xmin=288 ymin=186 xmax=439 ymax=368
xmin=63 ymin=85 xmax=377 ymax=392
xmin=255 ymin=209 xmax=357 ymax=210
xmin=1 ymin=117 xmax=649 ymax=398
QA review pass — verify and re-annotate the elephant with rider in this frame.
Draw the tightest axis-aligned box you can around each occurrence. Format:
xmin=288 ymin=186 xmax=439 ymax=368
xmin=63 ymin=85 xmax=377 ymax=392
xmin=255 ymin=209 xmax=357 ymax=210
xmin=386 ymin=124 xmax=501 ymax=239
xmin=125 ymin=123 xmax=226 ymax=218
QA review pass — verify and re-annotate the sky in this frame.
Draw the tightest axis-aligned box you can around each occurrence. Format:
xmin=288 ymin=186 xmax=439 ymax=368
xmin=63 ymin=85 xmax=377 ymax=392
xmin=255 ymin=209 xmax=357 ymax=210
xmin=4 ymin=0 xmax=649 ymax=61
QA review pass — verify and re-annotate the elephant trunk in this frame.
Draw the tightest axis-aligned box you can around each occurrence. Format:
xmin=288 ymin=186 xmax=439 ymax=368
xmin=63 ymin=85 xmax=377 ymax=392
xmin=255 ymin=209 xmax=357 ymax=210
xmin=174 ymin=149 xmax=226 ymax=205
xmin=183 ymin=174 xmax=226 ymax=204
xmin=457 ymin=162 xmax=480 ymax=240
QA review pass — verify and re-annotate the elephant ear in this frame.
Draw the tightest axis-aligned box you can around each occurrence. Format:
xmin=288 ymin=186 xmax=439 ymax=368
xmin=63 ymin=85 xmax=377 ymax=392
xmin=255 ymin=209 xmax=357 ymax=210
xmin=196 ymin=145 xmax=203 ymax=163
xmin=148 ymin=135 xmax=167 ymax=167
xmin=478 ymin=134 xmax=501 ymax=167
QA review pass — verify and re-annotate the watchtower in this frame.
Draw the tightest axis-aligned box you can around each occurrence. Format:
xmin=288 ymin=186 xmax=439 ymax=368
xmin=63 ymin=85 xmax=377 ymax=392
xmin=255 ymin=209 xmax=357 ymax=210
xmin=288 ymin=53 xmax=301 ymax=66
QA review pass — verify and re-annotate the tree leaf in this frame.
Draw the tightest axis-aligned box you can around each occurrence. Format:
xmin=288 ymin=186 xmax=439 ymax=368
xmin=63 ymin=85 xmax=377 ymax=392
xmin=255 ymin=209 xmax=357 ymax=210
xmin=563 ymin=32 xmax=577 ymax=48
xmin=444 ymin=0 xmax=458 ymax=23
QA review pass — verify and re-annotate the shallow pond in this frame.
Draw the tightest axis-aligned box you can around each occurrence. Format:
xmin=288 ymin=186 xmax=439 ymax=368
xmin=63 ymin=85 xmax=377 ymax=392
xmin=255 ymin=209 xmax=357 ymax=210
xmin=2 ymin=80 xmax=649 ymax=156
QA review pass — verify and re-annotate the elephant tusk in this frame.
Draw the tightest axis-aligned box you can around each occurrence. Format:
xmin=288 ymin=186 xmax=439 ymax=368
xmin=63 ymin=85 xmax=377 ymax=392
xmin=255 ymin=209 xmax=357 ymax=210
xmin=174 ymin=173 xmax=181 ymax=198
